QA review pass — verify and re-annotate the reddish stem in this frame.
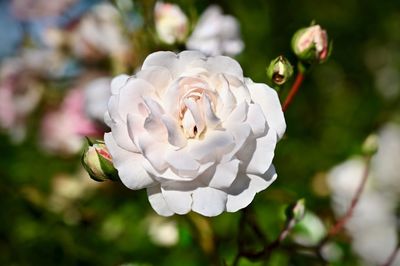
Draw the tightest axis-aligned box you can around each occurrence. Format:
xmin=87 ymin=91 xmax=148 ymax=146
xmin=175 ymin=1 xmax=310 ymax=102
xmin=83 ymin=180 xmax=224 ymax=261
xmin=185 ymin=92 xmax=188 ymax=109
xmin=282 ymin=72 xmax=305 ymax=112
xmin=328 ymin=155 xmax=371 ymax=236
xmin=381 ymin=246 xmax=399 ymax=266
xmin=317 ymin=155 xmax=372 ymax=251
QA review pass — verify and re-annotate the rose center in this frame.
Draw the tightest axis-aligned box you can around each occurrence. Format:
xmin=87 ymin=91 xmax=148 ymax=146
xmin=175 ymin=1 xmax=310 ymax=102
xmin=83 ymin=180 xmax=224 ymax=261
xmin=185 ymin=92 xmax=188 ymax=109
xmin=179 ymin=88 xmax=206 ymax=139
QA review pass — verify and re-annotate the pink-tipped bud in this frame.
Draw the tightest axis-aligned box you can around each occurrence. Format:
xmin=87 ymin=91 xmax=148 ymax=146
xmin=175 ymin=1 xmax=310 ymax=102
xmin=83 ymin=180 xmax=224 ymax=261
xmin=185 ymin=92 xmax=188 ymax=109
xmin=82 ymin=140 xmax=119 ymax=182
xmin=292 ymin=25 xmax=330 ymax=63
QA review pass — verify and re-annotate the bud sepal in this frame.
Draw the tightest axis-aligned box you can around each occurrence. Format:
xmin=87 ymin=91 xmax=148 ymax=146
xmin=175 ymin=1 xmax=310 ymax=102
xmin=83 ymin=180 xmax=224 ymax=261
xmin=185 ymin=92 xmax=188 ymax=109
xmin=82 ymin=138 xmax=119 ymax=182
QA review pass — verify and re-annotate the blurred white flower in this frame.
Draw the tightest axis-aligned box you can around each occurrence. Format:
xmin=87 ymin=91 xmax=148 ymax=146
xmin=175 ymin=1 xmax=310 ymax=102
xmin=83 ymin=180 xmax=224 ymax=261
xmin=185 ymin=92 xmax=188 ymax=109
xmin=147 ymin=216 xmax=179 ymax=247
xmin=0 ymin=58 xmax=43 ymax=142
xmin=40 ymin=88 xmax=101 ymax=155
xmin=292 ymin=211 xmax=326 ymax=246
xmin=154 ymin=2 xmax=188 ymax=44
xmin=84 ymin=77 xmax=112 ymax=124
xmin=373 ymin=123 xmax=400 ymax=195
xmin=186 ymin=5 xmax=244 ymax=56
xmin=71 ymin=3 xmax=131 ymax=62
xmin=327 ymin=123 xmax=400 ymax=266
xmin=104 ymin=51 xmax=285 ymax=217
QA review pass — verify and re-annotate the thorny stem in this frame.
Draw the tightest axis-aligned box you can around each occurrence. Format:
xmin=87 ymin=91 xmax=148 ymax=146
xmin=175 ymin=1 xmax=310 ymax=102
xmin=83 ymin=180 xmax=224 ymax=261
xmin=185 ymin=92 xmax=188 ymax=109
xmin=282 ymin=71 xmax=305 ymax=112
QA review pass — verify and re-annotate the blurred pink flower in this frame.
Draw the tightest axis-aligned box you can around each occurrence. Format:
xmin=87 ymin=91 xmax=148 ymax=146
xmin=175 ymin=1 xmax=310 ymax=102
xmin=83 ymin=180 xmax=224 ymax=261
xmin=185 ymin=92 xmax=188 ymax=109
xmin=40 ymin=88 xmax=101 ymax=155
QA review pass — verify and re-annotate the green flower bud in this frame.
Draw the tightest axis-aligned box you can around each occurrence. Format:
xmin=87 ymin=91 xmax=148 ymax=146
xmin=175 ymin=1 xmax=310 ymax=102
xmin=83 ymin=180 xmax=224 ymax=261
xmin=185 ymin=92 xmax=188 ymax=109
xmin=362 ymin=134 xmax=379 ymax=156
xmin=292 ymin=24 xmax=331 ymax=64
xmin=266 ymin=55 xmax=293 ymax=85
xmin=82 ymin=140 xmax=119 ymax=182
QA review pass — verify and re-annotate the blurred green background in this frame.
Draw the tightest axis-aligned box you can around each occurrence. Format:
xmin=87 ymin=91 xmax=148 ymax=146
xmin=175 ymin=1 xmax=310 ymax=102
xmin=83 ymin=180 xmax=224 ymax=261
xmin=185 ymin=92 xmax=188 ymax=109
xmin=0 ymin=0 xmax=399 ymax=265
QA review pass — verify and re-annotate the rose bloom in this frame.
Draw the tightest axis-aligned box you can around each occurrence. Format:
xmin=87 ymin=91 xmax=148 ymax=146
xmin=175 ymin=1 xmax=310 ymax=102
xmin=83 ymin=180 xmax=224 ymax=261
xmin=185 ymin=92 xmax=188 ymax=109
xmin=154 ymin=2 xmax=188 ymax=45
xmin=186 ymin=5 xmax=244 ymax=56
xmin=104 ymin=51 xmax=285 ymax=217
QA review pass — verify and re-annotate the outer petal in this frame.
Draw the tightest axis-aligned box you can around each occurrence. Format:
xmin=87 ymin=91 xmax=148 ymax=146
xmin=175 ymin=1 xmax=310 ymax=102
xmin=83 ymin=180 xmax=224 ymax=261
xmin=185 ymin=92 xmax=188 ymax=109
xmin=111 ymin=74 xmax=130 ymax=95
xmin=243 ymin=130 xmax=277 ymax=175
xmin=246 ymin=80 xmax=286 ymax=139
xmin=206 ymin=55 xmax=243 ymax=79
xmin=208 ymin=159 xmax=240 ymax=190
xmin=192 ymin=187 xmax=227 ymax=217
xmin=226 ymin=165 xmax=277 ymax=212
xmin=147 ymin=185 xmax=174 ymax=216
xmin=161 ymin=185 xmax=193 ymax=215
xmin=104 ymin=133 xmax=156 ymax=190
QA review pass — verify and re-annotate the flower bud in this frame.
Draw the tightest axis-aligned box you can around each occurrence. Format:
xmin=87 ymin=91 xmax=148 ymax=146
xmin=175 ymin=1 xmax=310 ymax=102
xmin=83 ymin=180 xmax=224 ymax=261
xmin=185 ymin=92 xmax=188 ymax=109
xmin=362 ymin=134 xmax=379 ymax=156
xmin=292 ymin=24 xmax=330 ymax=63
xmin=82 ymin=140 xmax=119 ymax=182
xmin=154 ymin=2 xmax=188 ymax=44
xmin=266 ymin=55 xmax=293 ymax=85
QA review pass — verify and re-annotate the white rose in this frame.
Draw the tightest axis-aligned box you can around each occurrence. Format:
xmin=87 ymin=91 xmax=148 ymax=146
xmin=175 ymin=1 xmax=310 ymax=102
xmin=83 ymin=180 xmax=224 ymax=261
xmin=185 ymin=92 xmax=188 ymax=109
xmin=186 ymin=5 xmax=244 ymax=56
xmin=154 ymin=2 xmax=188 ymax=44
xmin=104 ymin=50 xmax=285 ymax=217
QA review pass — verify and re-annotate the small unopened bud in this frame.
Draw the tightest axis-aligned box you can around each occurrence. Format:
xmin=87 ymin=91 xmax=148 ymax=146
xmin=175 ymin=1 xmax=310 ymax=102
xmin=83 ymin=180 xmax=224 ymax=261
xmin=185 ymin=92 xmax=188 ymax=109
xmin=292 ymin=24 xmax=330 ymax=64
xmin=82 ymin=140 xmax=119 ymax=182
xmin=362 ymin=134 xmax=379 ymax=156
xmin=267 ymin=56 xmax=293 ymax=85
xmin=154 ymin=2 xmax=189 ymax=44
xmin=285 ymin=198 xmax=306 ymax=223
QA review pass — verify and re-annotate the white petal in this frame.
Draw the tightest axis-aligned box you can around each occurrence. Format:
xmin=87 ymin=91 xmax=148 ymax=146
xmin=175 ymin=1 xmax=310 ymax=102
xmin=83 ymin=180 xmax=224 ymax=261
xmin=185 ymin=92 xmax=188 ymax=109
xmin=160 ymin=114 xmax=187 ymax=148
xmin=192 ymin=187 xmax=227 ymax=217
xmin=247 ymin=80 xmax=286 ymax=139
xmin=246 ymin=103 xmax=267 ymax=137
xmin=142 ymin=51 xmax=206 ymax=78
xmin=201 ymin=94 xmax=221 ymax=128
xmin=209 ymin=159 xmax=240 ymax=190
xmin=147 ymin=185 xmax=174 ymax=216
xmin=184 ymin=98 xmax=205 ymax=135
xmin=109 ymin=119 xmax=140 ymax=152
xmin=142 ymin=51 xmax=178 ymax=70
xmin=161 ymin=186 xmax=192 ymax=215
xmin=242 ymin=130 xmax=277 ymax=175
xmin=215 ymin=74 xmax=236 ymax=118
xmin=221 ymin=123 xmax=251 ymax=162
xmin=111 ymin=74 xmax=130 ymax=95
xmin=190 ymin=130 xmax=234 ymax=162
xmin=104 ymin=133 xmax=156 ymax=189
xmin=158 ymin=162 xmax=213 ymax=182
xmin=136 ymin=66 xmax=172 ymax=95
xmin=226 ymin=166 xmax=277 ymax=212
xmin=118 ymin=78 xmax=155 ymax=119
xmin=224 ymin=101 xmax=248 ymax=126
xmin=206 ymin=55 xmax=243 ymax=79
xmin=164 ymin=150 xmax=200 ymax=177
